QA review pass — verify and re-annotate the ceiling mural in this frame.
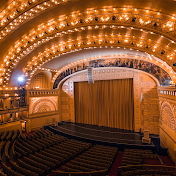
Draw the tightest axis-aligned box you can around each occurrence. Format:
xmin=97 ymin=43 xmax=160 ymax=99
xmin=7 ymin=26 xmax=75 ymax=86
xmin=53 ymin=57 xmax=171 ymax=89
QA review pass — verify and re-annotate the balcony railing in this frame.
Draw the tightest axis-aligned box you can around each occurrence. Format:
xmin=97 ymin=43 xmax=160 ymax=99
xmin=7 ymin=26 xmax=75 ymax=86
xmin=158 ymin=86 xmax=176 ymax=97
xmin=27 ymin=89 xmax=58 ymax=97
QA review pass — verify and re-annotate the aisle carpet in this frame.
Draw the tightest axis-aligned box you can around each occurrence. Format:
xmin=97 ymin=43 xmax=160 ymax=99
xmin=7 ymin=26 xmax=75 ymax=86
xmin=159 ymin=156 xmax=175 ymax=166
xmin=108 ymin=152 xmax=123 ymax=176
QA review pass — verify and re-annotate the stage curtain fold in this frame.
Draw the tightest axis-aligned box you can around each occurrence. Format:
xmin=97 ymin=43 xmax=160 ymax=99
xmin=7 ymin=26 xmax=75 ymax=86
xmin=74 ymin=79 xmax=134 ymax=130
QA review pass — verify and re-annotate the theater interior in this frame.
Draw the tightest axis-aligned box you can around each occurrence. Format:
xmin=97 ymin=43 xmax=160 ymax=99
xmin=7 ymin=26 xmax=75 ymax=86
xmin=0 ymin=0 xmax=176 ymax=175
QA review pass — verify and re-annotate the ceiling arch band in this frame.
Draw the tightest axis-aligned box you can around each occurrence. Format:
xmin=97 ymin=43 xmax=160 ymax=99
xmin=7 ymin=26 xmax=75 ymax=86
xmin=22 ymin=35 xmax=176 ymax=86
xmin=0 ymin=5 xmax=176 ymax=43
xmin=0 ymin=0 xmax=72 ymax=42
xmin=1 ymin=25 xmax=176 ymax=86
xmin=1 ymin=8 xmax=176 ymax=64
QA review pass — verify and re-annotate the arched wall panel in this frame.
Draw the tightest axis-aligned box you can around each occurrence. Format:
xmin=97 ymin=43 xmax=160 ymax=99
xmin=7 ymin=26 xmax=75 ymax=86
xmin=30 ymin=72 xmax=49 ymax=89
xmin=29 ymin=96 xmax=58 ymax=114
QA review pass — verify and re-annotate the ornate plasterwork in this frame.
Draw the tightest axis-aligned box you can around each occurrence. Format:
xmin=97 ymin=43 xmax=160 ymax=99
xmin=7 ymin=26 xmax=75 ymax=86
xmin=29 ymin=96 xmax=58 ymax=114
xmin=160 ymin=101 xmax=176 ymax=132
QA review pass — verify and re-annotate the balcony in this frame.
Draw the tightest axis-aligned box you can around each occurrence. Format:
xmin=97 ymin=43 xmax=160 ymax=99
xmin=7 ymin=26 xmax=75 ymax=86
xmin=0 ymin=107 xmax=28 ymax=115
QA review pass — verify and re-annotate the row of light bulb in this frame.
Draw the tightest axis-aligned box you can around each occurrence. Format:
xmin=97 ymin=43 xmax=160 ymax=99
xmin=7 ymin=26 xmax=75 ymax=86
xmin=0 ymin=0 xmax=70 ymax=41
xmin=0 ymin=87 xmax=18 ymax=90
xmin=1 ymin=15 xmax=176 ymax=86
xmin=25 ymin=34 xmax=174 ymax=73
xmin=38 ymin=67 xmax=58 ymax=72
xmin=0 ymin=0 xmax=175 ymax=35
xmin=1 ymin=8 xmax=176 ymax=86
xmin=23 ymin=36 xmax=176 ymax=85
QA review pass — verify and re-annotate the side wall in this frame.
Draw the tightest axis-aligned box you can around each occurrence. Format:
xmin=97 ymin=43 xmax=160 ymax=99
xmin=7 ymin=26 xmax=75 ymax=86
xmin=60 ymin=67 xmax=159 ymax=134
xmin=29 ymin=113 xmax=60 ymax=131
xmin=0 ymin=121 xmax=21 ymax=132
xmin=159 ymin=96 xmax=176 ymax=164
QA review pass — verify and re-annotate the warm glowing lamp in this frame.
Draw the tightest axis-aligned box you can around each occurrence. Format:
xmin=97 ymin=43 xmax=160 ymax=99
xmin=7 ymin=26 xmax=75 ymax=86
xmin=18 ymin=76 xmax=24 ymax=82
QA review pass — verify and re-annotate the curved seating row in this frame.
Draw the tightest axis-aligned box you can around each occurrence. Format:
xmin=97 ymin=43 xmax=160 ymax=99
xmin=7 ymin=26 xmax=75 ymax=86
xmin=2 ymin=163 xmax=23 ymax=176
xmin=17 ymin=159 xmax=44 ymax=175
xmin=9 ymin=129 xmax=93 ymax=176
xmin=0 ymin=141 xmax=5 ymax=162
xmin=56 ymin=145 xmax=118 ymax=175
xmin=4 ymin=140 xmax=10 ymax=161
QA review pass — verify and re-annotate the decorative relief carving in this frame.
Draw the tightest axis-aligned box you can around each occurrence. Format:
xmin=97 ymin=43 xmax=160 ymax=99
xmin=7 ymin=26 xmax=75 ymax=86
xmin=160 ymin=101 xmax=176 ymax=132
xmin=29 ymin=96 xmax=58 ymax=114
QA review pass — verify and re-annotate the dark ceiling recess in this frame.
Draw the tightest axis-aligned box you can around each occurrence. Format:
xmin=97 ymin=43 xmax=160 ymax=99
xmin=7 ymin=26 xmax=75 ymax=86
xmin=132 ymin=17 xmax=136 ymax=22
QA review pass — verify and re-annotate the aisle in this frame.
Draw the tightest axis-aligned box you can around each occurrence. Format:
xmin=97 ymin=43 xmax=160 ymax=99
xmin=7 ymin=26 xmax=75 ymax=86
xmin=159 ymin=156 xmax=175 ymax=166
xmin=108 ymin=152 xmax=123 ymax=176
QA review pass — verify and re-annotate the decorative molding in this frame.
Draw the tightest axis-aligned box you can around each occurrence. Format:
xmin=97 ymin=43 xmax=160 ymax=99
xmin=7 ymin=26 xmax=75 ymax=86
xmin=160 ymin=101 xmax=176 ymax=132
xmin=29 ymin=96 xmax=58 ymax=114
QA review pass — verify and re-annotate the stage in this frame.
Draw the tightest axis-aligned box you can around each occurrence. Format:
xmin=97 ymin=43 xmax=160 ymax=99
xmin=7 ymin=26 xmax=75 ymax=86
xmin=47 ymin=122 xmax=156 ymax=151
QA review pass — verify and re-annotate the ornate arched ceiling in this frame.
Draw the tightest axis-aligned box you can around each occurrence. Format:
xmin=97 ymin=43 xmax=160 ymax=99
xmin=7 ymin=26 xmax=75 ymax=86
xmin=0 ymin=0 xmax=175 ymax=88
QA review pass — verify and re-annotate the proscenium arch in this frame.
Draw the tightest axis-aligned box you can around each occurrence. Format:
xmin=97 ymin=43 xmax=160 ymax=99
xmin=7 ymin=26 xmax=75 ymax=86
xmin=56 ymin=66 xmax=161 ymax=91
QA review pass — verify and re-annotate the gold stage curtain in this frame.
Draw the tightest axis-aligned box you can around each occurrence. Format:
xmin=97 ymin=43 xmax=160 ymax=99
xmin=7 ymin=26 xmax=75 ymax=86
xmin=74 ymin=79 xmax=134 ymax=130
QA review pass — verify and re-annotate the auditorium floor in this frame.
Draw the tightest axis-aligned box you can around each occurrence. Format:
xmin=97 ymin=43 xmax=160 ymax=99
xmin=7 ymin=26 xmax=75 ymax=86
xmin=159 ymin=156 xmax=175 ymax=166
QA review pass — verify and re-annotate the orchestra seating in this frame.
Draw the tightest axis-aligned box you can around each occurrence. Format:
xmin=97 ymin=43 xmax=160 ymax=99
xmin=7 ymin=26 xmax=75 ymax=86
xmin=0 ymin=127 xmax=175 ymax=176
xmin=58 ymin=145 xmax=118 ymax=175
xmin=0 ymin=129 xmax=112 ymax=176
